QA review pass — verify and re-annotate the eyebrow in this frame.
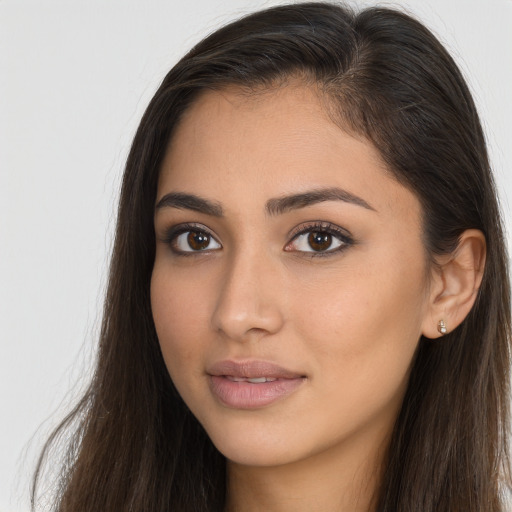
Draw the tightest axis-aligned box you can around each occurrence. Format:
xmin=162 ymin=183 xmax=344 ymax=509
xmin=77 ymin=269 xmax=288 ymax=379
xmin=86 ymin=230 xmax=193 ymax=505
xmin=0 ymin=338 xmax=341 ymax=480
xmin=155 ymin=192 xmax=223 ymax=217
xmin=265 ymin=187 xmax=375 ymax=215
xmin=155 ymin=187 xmax=375 ymax=217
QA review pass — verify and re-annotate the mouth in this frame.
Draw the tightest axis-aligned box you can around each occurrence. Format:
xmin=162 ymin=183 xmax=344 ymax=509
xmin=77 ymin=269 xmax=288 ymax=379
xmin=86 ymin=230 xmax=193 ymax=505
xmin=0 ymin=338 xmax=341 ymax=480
xmin=207 ymin=360 xmax=306 ymax=409
xmin=226 ymin=376 xmax=278 ymax=383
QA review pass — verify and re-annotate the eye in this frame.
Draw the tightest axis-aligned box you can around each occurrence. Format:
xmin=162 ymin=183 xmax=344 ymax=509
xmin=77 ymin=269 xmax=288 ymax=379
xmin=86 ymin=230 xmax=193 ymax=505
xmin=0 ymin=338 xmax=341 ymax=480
xmin=164 ymin=225 xmax=222 ymax=254
xmin=285 ymin=222 xmax=353 ymax=255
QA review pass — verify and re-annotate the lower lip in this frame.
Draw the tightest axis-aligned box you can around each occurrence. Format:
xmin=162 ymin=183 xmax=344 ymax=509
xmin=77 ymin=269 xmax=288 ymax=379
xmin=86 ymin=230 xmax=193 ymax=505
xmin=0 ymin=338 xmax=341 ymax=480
xmin=209 ymin=376 xmax=305 ymax=409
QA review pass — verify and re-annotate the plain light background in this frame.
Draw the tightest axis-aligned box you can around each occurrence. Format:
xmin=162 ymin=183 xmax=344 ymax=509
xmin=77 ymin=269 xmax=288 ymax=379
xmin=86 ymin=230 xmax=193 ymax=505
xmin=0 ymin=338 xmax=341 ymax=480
xmin=1 ymin=1 xmax=511 ymax=510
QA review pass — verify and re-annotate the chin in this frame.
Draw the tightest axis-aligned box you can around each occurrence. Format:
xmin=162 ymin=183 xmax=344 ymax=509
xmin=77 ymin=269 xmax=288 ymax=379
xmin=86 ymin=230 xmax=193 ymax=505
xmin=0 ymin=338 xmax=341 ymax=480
xmin=199 ymin=414 xmax=316 ymax=468
xmin=216 ymin=439 xmax=299 ymax=468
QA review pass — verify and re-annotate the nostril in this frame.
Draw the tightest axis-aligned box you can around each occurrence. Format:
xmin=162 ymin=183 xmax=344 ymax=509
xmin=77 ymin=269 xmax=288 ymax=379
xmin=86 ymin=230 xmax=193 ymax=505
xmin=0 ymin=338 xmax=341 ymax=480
xmin=210 ymin=254 xmax=286 ymax=341
xmin=211 ymin=293 xmax=284 ymax=342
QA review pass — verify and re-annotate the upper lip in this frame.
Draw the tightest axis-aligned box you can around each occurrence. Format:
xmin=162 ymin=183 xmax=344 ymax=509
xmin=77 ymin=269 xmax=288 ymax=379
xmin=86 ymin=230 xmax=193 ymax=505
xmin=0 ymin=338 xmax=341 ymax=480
xmin=207 ymin=360 xmax=304 ymax=379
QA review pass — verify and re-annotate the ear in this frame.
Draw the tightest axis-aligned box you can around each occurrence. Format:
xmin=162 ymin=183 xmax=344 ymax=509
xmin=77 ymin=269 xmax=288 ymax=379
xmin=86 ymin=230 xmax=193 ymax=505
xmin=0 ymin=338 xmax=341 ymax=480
xmin=422 ymin=229 xmax=486 ymax=339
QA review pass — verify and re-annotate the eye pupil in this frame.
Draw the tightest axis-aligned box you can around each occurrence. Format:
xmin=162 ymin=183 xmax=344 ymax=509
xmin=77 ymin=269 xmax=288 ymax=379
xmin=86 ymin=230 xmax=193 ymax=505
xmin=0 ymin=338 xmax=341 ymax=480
xmin=308 ymin=232 xmax=332 ymax=251
xmin=187 ymin=231 xmax=210 ymax=250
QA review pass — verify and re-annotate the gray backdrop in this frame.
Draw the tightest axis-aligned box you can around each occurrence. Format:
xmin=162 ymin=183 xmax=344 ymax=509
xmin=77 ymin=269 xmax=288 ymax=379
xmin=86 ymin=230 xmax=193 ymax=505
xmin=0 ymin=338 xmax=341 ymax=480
xmin=1 ymin=1 xmax=511 ymax=510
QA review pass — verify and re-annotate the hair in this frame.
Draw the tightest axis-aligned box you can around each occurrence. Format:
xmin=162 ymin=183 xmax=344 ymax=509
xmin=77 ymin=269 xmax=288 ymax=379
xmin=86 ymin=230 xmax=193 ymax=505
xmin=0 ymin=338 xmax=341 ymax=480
xmin=32 ymin=2 xmax=511 ymax=511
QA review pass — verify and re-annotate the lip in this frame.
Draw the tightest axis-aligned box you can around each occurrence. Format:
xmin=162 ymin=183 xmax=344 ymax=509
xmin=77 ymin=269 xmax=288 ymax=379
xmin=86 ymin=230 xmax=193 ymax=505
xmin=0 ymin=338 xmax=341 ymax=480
xmin=207 ymin=360 xmax=306 ymax=409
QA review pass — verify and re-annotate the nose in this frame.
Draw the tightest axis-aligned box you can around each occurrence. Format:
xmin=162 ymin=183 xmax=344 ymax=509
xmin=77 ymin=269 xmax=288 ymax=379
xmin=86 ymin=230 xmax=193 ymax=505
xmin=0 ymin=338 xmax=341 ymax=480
xmin=211 ymin=249 xmax=285 ymax=342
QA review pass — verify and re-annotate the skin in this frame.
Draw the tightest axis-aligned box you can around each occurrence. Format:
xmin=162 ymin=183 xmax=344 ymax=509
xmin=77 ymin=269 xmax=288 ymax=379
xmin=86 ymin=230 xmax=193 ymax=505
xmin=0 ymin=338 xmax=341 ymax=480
xmin=150 ymin=85 xmax=448 ymax=511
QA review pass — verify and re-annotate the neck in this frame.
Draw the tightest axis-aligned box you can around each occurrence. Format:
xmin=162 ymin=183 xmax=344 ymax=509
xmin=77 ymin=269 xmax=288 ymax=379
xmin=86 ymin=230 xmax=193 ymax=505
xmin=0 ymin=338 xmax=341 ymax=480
xmin=225 ymin=428 xmax=388 ymax=512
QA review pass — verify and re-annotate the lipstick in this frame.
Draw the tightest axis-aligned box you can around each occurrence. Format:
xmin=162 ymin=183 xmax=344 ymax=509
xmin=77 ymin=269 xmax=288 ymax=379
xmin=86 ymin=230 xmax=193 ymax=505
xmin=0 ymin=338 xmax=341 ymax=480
xmin=207 ymin=360 xmax=305 ymax=409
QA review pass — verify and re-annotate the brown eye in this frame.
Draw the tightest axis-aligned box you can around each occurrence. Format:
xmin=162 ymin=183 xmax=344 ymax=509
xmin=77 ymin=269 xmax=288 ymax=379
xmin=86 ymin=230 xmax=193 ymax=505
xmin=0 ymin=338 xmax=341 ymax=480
xmin=285 ymin=223 xmax=351 ymax=255
xmin=187 ymin=231 xmax=211 ymax=250
xmin=307 ymin=232 xmax=332 ymax=252
xmin=171 ymin=228 xmax=222 ymax=253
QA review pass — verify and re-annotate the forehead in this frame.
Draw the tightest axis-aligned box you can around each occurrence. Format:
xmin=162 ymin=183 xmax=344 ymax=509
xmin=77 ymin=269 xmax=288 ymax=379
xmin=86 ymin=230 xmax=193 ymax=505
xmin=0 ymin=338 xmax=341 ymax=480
xmin=158 ymin=85 xmax=421 ymax=224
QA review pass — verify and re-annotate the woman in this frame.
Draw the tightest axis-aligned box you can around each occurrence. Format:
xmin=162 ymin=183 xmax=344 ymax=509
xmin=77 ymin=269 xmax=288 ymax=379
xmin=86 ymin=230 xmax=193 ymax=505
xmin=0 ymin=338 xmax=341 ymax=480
xmin=32 ymin=2 xmax=511 ymax=511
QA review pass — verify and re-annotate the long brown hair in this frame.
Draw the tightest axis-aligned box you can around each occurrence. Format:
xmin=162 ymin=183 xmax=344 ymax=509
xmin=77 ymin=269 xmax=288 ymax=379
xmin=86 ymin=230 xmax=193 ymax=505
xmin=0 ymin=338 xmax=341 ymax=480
xmin=32 ymin=3 xmax=511 ymax=511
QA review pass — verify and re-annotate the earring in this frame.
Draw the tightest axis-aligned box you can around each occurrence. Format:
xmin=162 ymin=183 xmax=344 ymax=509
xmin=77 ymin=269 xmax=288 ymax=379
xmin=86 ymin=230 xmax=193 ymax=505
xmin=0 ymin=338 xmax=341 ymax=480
xmin=437 ymin=319 xmax=447 ymax=335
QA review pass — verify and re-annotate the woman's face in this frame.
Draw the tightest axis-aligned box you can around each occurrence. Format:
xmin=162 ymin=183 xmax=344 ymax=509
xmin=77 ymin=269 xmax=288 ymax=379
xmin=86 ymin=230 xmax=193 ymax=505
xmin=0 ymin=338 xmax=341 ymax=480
xmin=151 ymin=85 xmax=434 ymax=469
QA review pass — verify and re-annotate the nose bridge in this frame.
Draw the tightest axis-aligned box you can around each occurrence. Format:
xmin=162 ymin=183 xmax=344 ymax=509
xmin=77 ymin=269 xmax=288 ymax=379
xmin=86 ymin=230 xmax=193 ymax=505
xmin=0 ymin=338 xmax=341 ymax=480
xmin=211 ymin=244 xmax=285 ymax=341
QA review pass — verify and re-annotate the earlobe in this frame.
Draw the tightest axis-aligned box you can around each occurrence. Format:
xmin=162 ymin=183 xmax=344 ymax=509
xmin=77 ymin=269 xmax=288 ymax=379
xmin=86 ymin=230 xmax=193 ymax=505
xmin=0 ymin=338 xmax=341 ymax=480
xmin=422 ymin=229 xmax=486 ymax=339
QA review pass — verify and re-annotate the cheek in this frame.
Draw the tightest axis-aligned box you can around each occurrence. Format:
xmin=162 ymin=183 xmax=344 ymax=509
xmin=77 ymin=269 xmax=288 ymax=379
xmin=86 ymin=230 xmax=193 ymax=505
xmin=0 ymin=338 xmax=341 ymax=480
xmin=150 ymin=265 xmax=212 ymax=377
xmin=290 ymin=257 xmax=427 ymax=398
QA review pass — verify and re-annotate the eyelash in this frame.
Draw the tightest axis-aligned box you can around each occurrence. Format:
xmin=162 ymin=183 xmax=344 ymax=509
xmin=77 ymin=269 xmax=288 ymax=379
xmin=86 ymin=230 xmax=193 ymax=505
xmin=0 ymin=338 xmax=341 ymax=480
xmin=161 ymin=221 xmax=354 ymax=257
xmin=285 ymin=221 xmax=354 ymax=258
xmin=161 ymin=223 xmax=220 ymax=256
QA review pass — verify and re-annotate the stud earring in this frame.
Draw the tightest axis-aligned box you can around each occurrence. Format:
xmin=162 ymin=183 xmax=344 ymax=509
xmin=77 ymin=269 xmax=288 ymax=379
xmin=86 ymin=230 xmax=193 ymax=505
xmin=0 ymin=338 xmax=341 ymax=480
xmin=437 ymin=319 xmax=447 ymax=335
